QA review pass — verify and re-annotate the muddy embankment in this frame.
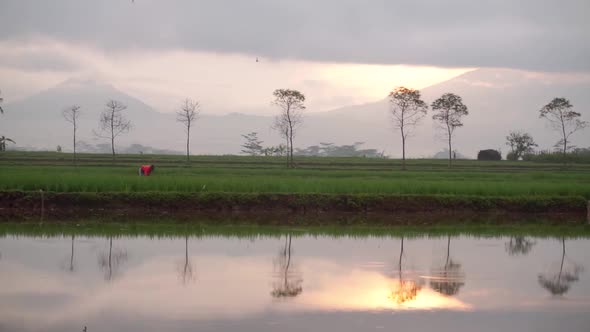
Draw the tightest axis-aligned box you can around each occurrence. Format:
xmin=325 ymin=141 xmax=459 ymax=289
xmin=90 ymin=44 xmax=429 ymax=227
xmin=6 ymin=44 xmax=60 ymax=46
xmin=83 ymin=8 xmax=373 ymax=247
xmin=0 ymin=191 xmax=588 ymax=224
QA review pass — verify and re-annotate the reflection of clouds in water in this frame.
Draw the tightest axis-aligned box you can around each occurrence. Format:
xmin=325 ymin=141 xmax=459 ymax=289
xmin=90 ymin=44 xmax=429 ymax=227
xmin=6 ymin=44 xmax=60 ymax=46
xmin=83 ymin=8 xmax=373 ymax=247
xmin=0 ymin=255 xmax=470 ymax=331
xmin=301 ymin=268 xmax=467 ymax=311
xmin=2 ymin=235 xmax=590 ymax=331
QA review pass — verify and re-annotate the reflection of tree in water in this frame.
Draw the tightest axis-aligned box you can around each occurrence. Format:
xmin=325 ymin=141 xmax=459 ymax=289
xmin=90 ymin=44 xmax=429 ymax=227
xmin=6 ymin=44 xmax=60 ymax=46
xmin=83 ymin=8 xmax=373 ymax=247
xmin=97 ymin=235 xmax=128 ymax=282
xmin=60 ymin=234 xmax=76 ymax=272
xmin=538 ymin=238 xmax=584 ymax=296
xmin=389 ymin=237 xmax=423 ymax=304
xmin=271 ymin=234 xmax=303 ymax=298
xmin=505 ymin=236 xmax=536 ymax=256
xmin=429 ymin=236 xmax=465 ymax=296
xmin=177 ymin=235 xmax=195 ymax=285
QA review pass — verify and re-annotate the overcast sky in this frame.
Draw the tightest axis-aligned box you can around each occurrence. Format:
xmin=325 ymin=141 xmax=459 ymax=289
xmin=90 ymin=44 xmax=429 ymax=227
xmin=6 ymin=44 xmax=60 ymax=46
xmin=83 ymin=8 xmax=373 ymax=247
xmin=0 ymin=0 xmax=588 ymax=114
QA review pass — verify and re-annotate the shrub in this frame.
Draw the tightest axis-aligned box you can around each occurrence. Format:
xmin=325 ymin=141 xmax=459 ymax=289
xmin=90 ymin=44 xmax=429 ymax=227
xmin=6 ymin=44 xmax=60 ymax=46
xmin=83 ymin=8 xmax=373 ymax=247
xmin=523 ymin=149 xmax=590 ymax=164
xmin=477 ymin=149 xmax=501 ymax=161
xmin=506 ymin=151 xmax=518 ymax=161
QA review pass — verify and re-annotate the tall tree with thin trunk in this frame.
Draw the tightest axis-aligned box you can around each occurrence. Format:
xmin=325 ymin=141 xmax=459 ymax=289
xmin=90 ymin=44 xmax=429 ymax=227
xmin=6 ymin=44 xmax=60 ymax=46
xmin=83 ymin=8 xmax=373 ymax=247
xmin=272 ymin=89 xmax=305 ymax=168
xmin=62 ymin=105 xmax=81 ymax=164
xmin=176 ymin=98 xmax=200 ymax=162
xmin=388 ymin=87 xmax=428 ymax=170
xmin=95 ymin=100 xmax=131 ymax=159
xmin=431 ymin=93 xmax=469 ymax=168
xmin=539 ymin=98 xmax=587 ymax=162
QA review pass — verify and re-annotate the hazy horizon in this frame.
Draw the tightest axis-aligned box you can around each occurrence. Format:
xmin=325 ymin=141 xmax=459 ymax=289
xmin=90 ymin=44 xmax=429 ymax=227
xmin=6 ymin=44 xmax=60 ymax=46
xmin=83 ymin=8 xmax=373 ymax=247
xmin=1 ymin=0 xmax=589 ymax=156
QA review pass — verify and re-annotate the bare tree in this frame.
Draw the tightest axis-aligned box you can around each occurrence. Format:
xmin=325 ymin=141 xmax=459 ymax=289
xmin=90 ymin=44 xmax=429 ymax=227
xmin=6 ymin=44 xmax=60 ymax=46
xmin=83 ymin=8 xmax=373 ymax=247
xmin=539 ymin=98 xmax=588 ymax=161
xmin=272 ymin=89 xmax=305 ymax=168
xmin=95 ymin=100 xmax=131 ymax=159
xmin=387 ymin=87 xmax=428 ymax=170
xmin=62 ymin=105 xmax=81 ymax=163
xmin=431 ymin=93 xmax=469 ymax=168
xmin=176 ymin=98 xmax=200 ymax=162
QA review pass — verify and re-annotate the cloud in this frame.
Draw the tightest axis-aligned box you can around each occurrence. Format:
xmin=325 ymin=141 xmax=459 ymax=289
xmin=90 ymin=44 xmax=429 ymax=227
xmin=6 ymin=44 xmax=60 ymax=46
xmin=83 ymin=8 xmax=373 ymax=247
xmin=0 ymin=0 xmax=588 ymax=71
xmin=0 ymin=49 xmax=80 ymax=72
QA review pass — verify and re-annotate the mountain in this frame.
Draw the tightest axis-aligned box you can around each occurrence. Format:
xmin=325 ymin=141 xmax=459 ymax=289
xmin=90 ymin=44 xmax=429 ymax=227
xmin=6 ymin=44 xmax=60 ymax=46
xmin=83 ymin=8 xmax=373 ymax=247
xmin=0 ymin=78 xmax=277 ymax=154
xmin=1 ymin=69 xmax=589 ymax=157
xmin=301 ymin=68 xmax=590 ymax=158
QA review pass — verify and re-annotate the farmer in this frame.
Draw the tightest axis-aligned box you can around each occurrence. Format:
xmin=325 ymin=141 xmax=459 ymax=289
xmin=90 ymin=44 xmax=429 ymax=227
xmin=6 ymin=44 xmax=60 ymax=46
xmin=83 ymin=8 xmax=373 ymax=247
xmin=139 ymin=164 xmax=155 ymax=176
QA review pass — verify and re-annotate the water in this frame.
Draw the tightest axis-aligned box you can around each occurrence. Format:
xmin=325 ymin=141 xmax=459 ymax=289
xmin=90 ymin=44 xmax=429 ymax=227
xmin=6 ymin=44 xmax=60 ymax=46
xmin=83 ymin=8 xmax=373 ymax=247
xmin=1 ymin=232 xmax=589 ymax=332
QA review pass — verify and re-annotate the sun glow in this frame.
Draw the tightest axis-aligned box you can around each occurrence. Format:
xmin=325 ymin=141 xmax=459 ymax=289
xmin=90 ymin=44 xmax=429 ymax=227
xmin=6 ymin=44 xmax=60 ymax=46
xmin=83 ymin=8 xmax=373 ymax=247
xmin=299 ymin=270 xmax=470 ymax=311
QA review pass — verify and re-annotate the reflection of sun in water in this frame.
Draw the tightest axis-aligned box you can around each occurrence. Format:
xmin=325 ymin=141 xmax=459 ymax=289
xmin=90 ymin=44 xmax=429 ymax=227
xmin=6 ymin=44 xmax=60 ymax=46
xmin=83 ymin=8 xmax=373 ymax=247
xmin=299 ymin=271 xmax=470 ymax=311
xmin=389 ymin=279 xmax=422 ymax=304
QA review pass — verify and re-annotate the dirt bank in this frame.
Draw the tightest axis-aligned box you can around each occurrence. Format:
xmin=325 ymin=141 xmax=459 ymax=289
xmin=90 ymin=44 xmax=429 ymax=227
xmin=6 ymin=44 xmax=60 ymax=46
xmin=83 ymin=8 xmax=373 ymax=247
xmin=0 ymin=191 xmax=586 ymax=224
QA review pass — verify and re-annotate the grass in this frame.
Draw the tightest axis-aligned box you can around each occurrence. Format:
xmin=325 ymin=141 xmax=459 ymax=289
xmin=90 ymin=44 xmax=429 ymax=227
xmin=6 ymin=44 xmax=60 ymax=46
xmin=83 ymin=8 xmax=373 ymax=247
xmin=0 ymin=162 xmax=589 ymax=198
xmin=2 ymin=222 xmax=590 ymax=239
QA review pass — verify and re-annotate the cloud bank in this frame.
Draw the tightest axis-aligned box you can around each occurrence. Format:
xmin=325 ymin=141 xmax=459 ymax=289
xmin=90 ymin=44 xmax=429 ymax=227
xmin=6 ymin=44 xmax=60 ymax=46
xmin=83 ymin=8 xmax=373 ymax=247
xmin=0 ymin=0 xmax=588 ymax=71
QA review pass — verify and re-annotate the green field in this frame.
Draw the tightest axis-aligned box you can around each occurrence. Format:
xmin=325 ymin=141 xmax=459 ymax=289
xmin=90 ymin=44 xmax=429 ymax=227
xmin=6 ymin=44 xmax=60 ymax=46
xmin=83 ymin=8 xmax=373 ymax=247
xmin=1 ymin=151 xmax=589 ymax=198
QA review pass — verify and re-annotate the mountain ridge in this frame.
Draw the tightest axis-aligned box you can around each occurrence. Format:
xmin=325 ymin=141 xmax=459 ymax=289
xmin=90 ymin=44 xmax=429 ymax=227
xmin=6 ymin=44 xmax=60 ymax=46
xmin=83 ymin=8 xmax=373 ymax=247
xmin=1 ymin=68 xmax=589 ymax=157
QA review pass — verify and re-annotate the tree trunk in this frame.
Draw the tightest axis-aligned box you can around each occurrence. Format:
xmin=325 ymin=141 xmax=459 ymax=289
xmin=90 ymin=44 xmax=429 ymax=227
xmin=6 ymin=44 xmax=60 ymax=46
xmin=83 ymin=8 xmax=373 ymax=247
xmin=110 ymin=112 xmax=115 ymax=161
xmin=558 ymin=237 xmax=565 ymax=282
xmin=73 ymin=124 xmax=77 ymax=165
xmin=447 ymin=121 xmax=453 ymax=168
xmin=448 ymin=136 xmax=452 ymax=168
xmin=70 ymin=234 xmax=75 ymax=272
xmin=108 ymin=236 xmax=113 ymax=280
xmin=285 ymin=128 xmax=290 ymax=168
xmin=561 ymin=112 xmax=567 ymax=165
xmin=186 ymin=125 xmax=190 ymax=163
xmin=398 ymin=237 xmax=404 ymax=271
xmin=563 ymin=139 xmax=567 ymax=165
xmin=401 ymin=130 xmax=406 ymax=171
xmin=445 ymin=236 xmax=450 ymax=268
xmin=289 ymin=129 xmax=294 ymax=168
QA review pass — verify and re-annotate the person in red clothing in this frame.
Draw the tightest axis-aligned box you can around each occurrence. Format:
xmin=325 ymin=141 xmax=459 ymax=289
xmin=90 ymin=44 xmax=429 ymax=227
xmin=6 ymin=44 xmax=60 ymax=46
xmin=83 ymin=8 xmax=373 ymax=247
xmin=139 ymin=164 xmax=155 ymax=176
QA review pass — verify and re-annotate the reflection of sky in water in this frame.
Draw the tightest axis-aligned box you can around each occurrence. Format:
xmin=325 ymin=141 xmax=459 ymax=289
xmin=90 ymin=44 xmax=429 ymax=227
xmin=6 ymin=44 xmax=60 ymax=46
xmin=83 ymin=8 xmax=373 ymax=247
xmin=1 ymin=234 xmax=589 ymax=332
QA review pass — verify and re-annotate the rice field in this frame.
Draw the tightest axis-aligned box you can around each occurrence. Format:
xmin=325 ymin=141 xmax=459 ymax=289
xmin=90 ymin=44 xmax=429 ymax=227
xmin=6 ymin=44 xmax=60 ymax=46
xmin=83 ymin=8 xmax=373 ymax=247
xmin=1 ymin=151 xmax=589 ymax=198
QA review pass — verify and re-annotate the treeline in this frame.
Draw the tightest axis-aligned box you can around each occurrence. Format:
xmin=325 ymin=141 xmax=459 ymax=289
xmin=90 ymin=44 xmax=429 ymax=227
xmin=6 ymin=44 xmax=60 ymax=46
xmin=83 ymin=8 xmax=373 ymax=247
xmin=523 ymin=148 xmax=590 ymax=164
xmin=295 ymin=142 xmax=385 ymax=158
xmin=1 ymin=88 xmax=589 ymax=167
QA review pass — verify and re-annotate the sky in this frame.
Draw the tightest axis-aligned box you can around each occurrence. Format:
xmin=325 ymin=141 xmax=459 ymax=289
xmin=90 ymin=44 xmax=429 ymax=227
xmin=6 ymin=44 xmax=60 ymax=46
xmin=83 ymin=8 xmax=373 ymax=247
xmin=0 ymin=0 xmax=588 ymax=114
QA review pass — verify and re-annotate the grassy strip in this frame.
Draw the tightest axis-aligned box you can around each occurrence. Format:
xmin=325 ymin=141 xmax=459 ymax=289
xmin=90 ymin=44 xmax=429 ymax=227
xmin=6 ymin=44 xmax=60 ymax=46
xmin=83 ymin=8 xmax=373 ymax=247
xmin=1 ymin=164 xmax=589 ymax=198
xmin=1 ymin=222 xmax=589 ymax=239
xmin=1 ymin=191 xmax=586 ymax=218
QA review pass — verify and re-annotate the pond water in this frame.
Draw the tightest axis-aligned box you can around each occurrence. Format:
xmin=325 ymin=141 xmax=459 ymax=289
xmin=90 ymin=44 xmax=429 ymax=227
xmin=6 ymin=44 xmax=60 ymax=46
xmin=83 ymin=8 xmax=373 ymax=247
xmin=1 ymin=231 xmax=589 ymax=332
